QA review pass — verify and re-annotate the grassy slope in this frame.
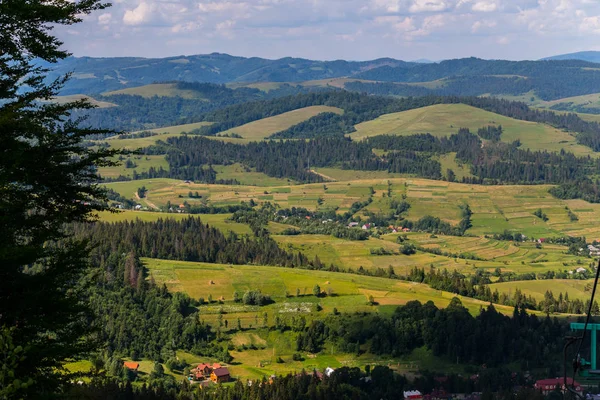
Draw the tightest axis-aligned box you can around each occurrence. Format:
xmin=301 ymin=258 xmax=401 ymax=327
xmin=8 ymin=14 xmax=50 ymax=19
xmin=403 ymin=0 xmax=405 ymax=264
xmin=213 ymin=164 xmax=294 ymax=186
xmin=103 ymin=83 xmax=206 ymax=99
xmin=102 ymin=122 xmax=212 ymax=149
xmin=218 ymin=106 xmax=343 ymax=140
xmin=350 ymin=104 xmax=596 ymax=157
xmin=489 ymin=279 xmax=593 ymax=302
xmin=51 ymin=94 xmax=116 ymax=108
xmin=145 ymin=257 xmax=553 ymax=381
xmin=98 ymin=155 xmax=168 ymax=178
xmin=145 ymin=258 xmax=517 ymax=317
xmin=541 ymin=92 xmax=600 ymax=112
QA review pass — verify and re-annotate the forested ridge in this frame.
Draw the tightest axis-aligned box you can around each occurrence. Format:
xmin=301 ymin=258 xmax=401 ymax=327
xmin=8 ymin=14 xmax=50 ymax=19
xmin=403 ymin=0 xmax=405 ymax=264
xmin=353 ymin=58 xmax=600 ymax=100
xmin=134 ymin=127 xmax=600 ymax=186
xmin=79 ymin=82 xmax=323 ymax=132
xmin=74 ymin=218 xmax=317 ymax=268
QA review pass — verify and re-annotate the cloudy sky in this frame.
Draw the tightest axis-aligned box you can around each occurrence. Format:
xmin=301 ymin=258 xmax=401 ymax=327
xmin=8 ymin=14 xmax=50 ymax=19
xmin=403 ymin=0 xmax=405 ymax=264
xmin=57 ymin=0 xmax=600 ymax=61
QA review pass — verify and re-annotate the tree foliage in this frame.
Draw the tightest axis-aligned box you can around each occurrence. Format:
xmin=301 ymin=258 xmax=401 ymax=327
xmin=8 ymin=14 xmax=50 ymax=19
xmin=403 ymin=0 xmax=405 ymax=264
xmin=0 ymin=0 xmax=121 ymax=395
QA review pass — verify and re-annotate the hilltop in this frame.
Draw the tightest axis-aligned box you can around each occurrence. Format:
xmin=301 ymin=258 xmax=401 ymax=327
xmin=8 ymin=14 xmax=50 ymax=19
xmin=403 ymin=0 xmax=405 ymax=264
xmin=541 ymin=51 xmax=600 ymax=63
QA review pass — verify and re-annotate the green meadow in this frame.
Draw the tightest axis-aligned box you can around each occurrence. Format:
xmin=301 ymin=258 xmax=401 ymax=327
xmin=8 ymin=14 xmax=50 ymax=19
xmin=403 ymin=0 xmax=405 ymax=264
xmin=350 ymin=104 xmax=596 ymax=157
xmin=217 ymin=106 xmax=343 ymax=140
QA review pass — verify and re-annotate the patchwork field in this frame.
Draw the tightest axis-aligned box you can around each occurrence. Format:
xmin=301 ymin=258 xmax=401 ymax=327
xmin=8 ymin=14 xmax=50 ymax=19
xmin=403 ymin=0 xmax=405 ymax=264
xmin=217 ymin=106 xmax=343 ymax=140
xmin=350 ymin=104 xmax=596 ymax=157
xmin=105 ymin=177 xmax=600 ymax=239
xmin=102 ymin=177 xmax=600 ymax=279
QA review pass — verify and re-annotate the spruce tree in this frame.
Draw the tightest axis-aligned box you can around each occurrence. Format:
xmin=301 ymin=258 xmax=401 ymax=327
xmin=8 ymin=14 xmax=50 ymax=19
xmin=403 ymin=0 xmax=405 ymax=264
xmin=0 ymin=0 xmax=117 ymax=396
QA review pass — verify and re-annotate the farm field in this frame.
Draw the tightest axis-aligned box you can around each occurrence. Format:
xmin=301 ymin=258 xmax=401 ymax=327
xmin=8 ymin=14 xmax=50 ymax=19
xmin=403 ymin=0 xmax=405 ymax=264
xmin=216 ymin=106 xmax=343 ymax=140
xmin=105 ymin=177 xmax=600 ymax=240
xmin=350 ymin=104 xmax=597 ymax=157
xmin=144 ymin=258 xmax=518 ymax=319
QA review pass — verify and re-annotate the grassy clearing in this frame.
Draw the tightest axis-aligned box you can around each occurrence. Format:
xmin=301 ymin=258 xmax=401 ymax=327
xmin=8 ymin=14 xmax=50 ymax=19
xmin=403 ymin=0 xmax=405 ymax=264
xmin=540 ymin=93 xmax=600 ymax=112
xmin=217 ymin=106 xmax=343 ymax=140
xmin=489 ymin=279 xmax=593 ymax=302
xmin=98 ymin=155 xmax=168 ymax=178
xmin=313 ymin=168 xmax=408 ymax=181
xmin=102 ymin=122 xmax=212 ymax=150
xmin=144 ymin=258 xmax=517 ymax=317
xmin=103 ymin=83 xmax=206 ymax=99
xmin=351 ymin=104 xmax=596 ymax=156
xmin=435 ymin=152 xmax=474 ymax=180
xmin=213 ymin=164 xmax=293 ymax=186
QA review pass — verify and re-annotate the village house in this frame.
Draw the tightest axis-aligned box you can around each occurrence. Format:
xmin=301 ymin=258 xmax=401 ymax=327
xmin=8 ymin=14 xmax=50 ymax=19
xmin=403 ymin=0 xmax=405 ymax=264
xmin=210 ymin=367 xmax=231 ymax=383
xmin=348 ymin=222 xmax=359 ymax=228
xmin=191 ymin=362 xmax=223 ymax=381
xmin=123 ymin=361 xmax=139 ymax=372
xmin=534 ymin=377 xmax=582 ymax=396
xmin=404 ymin=390 xmax=423 ymax=400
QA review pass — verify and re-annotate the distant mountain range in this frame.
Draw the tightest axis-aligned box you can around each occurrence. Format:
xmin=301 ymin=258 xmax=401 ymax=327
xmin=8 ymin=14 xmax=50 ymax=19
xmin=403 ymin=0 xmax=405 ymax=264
xmin=541 ymin=51 xmax=600 ymax=63
xmin=47 ymin=53 xmax=410 ymax=95
xmin=50 ymin=53 xmax=600 ymax=102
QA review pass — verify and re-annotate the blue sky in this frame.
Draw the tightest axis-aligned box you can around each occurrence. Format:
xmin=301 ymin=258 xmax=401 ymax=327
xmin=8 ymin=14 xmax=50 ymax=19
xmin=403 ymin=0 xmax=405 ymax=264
xmin=57 ymin=0 xmax=600 ymax=61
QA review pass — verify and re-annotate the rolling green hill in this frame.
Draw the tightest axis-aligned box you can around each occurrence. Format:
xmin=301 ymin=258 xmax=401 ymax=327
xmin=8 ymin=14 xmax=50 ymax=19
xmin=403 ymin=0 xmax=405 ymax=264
xmin=351 ymin=104 xmax=596 ymax=156
xmin=217 ymin=106 xmax=343 ymax=140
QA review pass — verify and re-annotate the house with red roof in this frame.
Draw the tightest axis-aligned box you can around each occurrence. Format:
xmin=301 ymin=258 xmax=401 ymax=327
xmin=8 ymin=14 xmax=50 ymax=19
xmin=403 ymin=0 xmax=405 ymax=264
xmin=534 ymin=377 xmax=582 ymax=395
xmin=123 ymin=361 xmax=139 ymax=371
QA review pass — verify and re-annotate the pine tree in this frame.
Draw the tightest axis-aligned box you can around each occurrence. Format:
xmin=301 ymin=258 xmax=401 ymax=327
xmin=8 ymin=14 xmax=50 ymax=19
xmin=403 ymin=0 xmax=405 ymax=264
xmin=0 ymin=0 xmax=117 ymax=396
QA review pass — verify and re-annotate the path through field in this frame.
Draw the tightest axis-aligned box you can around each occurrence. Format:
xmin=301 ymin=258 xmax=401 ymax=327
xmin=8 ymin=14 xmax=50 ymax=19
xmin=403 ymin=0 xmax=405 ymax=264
xmin=134 ymin=191 xmax=159 ymax=210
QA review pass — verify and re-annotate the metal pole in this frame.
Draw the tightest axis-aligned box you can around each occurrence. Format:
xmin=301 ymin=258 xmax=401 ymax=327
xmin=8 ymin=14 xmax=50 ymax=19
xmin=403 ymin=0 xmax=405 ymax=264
xmin=593 ymin=327 xmax=597 ymax=370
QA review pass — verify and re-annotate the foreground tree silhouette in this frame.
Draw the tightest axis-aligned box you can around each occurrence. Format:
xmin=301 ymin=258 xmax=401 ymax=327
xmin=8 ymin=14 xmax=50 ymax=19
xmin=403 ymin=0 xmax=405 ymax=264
xmin=0 ymin=0 xmax=117 ymax=396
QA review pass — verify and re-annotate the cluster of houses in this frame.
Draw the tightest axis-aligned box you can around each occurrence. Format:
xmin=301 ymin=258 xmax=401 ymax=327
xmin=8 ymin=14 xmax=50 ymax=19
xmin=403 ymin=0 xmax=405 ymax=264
xmin=533 ymin=377 xmax=583 ymax=396
xmin=346 ymin=221 xmax=411 ymax=233
xmin=588 ymin=244 xmax=600 ymax=257
xmin=190 ymin=363 xmax=231 ymax=384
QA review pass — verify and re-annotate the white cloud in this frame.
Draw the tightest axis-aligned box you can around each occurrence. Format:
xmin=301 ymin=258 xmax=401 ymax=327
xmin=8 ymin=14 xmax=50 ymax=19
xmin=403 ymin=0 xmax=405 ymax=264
xmin=409 ymin=0 xmax=449 ymax=13
xmin=581 ymin=16 xmax=600 ymax=34
xmin=471 ymin=19 xmax=496 ymax=32
xmin=123 ymin=2 xmax=154 ymax=26
xmin=55 ymin=0 xmax=600 ymax=61
xmin=472 ymin=1 xmax=497 ymax=12
xmin=98 ymin=13 xmax=112 ymax=25
xmin=496 ymin=36 xmax=509 ymax=44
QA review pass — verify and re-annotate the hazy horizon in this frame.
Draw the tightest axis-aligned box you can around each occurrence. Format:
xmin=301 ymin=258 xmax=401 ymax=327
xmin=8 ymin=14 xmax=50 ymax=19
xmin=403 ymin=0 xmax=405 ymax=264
xmin=56 ymin=0 xmax=600 ymax=62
